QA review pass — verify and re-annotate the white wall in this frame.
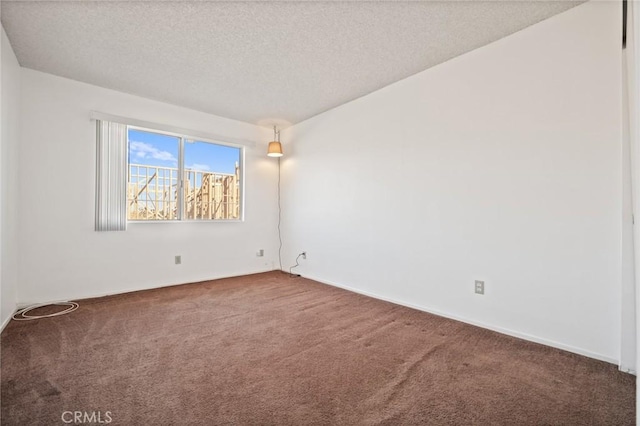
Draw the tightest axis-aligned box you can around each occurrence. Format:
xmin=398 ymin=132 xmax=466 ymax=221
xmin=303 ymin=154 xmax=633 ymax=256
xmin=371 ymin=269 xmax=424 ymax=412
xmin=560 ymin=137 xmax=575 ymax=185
xmin=281 ymin=1 xmax=623 ymax=362
xmin=18 ymin=69 xmax=279 ymax=304
xmin=1 ymin=26 xmax=21 ymax=328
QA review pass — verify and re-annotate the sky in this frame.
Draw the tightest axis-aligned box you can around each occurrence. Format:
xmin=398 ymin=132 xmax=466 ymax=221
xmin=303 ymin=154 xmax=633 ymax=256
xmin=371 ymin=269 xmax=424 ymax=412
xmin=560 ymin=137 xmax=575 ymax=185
xmin=128 ymin=128 xmax=240 ymax=175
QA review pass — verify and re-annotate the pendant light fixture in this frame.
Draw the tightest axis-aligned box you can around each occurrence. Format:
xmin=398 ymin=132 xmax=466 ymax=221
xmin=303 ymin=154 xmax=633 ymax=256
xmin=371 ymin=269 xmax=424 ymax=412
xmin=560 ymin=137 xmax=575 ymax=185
xmin=267 ymin=125 xmax=283 ymax=157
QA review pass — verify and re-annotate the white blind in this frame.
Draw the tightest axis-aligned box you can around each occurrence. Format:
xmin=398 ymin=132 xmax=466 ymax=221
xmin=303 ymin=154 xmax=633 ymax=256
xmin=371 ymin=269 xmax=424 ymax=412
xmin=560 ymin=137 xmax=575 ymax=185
xmin=95 ymin=120 xmax=127 ymax=231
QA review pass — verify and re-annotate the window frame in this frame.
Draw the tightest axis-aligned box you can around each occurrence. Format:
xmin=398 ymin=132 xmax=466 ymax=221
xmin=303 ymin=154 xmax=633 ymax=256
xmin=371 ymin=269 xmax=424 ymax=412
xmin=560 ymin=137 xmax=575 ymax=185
xmin=126 ymin=124 xmax=245 ymax=223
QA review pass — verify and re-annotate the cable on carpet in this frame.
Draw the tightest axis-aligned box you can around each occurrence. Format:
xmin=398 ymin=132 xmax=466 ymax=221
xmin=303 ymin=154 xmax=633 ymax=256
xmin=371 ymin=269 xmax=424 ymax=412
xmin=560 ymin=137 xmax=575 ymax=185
xmin=12 ymin=302 xmax=79 ymax=321
xmin=289 ymin=253 xmax=304 ymax=278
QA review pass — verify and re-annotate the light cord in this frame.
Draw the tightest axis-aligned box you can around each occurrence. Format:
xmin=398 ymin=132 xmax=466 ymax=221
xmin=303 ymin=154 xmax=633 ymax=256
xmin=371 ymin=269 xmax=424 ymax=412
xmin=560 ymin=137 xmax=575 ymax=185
xmin=289 ymin=253 xmax=303 ymax=277
xmin=277 ymin=157 xmax=283 ymax=271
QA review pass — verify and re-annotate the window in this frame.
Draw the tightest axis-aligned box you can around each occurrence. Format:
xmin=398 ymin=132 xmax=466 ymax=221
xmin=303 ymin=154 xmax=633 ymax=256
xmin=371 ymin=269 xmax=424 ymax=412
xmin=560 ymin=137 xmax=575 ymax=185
xmin=126 ymin=127 xmax=242 ymax=221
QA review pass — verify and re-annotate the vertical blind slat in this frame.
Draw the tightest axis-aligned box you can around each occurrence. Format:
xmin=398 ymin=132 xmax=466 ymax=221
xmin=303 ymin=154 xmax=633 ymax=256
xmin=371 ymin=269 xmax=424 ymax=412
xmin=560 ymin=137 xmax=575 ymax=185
xmin=95 ymin=120 xmax=127 ymax=231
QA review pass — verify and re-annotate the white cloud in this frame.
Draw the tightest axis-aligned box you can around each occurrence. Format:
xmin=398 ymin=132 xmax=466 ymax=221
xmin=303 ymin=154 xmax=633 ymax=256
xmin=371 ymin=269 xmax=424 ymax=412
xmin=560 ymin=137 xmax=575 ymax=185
xmin=129 ymin=141 xmax=177 ymax=163
xmin=186 ymin=163 xmax=210 ymax=171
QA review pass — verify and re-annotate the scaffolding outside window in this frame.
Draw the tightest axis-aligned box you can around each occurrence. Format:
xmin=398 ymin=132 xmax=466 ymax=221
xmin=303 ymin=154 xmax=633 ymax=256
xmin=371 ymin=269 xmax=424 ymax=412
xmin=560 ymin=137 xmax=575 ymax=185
xmin=126 ymin=126 xmax=243 ymax=221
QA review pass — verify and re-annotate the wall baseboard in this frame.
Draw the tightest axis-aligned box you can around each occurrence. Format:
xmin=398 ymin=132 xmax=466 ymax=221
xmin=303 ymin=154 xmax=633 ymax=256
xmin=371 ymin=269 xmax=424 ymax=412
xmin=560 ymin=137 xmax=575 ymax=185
xmin=16 ymin=268 xmax=276 ymax=309
xmin=302 ymin=273 xmax=620 ymax=367
xmin=1 ymin=310 xmax=14 ymax=333
xmin=618 ymin=365 xmax=637 ymax=375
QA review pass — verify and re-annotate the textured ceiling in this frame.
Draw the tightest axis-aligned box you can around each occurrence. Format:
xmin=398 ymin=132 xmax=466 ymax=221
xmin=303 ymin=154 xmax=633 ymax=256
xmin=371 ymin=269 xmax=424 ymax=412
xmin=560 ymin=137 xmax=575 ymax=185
xmin=1 ymin=1 xmax=583 ymax=127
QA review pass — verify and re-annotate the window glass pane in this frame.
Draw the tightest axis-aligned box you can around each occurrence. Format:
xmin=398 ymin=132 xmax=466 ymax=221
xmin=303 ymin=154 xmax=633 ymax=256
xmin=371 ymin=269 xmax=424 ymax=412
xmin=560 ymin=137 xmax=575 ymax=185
xmin=127 ymin=129 xmax=180 ymax=220
xmin=183 ymin=140 xmax=241 ymax=220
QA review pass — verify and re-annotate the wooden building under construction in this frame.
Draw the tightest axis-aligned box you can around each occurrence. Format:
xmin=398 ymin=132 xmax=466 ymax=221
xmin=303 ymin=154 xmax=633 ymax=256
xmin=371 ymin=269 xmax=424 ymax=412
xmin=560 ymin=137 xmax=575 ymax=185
xmin=127 ymin=163 xmax=240 ymax=220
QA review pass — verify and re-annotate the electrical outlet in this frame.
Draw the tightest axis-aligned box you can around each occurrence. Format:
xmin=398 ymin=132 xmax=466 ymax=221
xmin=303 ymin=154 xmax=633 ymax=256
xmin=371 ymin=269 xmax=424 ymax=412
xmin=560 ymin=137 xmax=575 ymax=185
xmin=257 ymin=249 xmax=264 ymax=257
xmin=175 ymin=255 xmax=182 ymax=265
xmin=475 ymin=280 xmax=484 ymax=295
xmin=302 ymin=252 xmax=307 ymax=260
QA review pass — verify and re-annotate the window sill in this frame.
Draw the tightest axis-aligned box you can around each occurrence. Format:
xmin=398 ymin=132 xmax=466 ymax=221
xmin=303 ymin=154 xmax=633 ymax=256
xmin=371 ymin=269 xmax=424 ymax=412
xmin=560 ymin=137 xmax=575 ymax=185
xmin=127 ymin=219 xmax=244 ymax=224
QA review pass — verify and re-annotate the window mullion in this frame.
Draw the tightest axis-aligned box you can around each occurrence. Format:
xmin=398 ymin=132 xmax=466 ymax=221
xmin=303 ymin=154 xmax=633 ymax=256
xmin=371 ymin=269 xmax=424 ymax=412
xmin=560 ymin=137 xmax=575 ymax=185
xmin=178 ymin=136 xmax=185 ymax=220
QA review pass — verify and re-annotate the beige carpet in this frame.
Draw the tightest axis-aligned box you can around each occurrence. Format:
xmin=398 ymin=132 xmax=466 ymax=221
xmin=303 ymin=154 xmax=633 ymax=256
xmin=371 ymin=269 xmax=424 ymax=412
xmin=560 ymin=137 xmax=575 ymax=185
xmin=1 ymin=271 xmax=635 ymax=425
